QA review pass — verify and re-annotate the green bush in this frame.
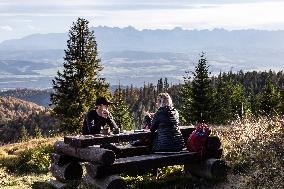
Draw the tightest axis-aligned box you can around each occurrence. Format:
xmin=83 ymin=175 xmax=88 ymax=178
xmin=1 ymin=144 xmax=54 ymax=174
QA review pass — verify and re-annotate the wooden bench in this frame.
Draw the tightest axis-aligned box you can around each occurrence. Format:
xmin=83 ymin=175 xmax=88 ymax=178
xmin=49 ymin=126 xmax=227 ymax=189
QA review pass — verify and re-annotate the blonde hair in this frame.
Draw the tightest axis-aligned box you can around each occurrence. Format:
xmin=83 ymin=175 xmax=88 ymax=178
xmin=157 ymin=93 xmax=173 ymax=108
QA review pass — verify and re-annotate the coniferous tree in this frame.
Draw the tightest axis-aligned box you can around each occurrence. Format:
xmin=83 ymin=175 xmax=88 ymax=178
xmin=157 ymin=78 xmax=164 ymax=93
xmin=259 ymin=77 xmax=280 ymax=115
xmin=50 ymin=18 xmax=109 ymax=133
xmin=230 ymin=83 xmax=248 ymax=119
xmin=111 ymin=85 xmax=134 ymax=131
xmin=20 ymin=125 xmax=29 ymax=142
xmin=34 ymin=126 xmax=42 ymax=138
xmin=180 ymin=70 xmax=192 ymax=124
xmin=164 ymin=78 xmax=169 ymax=92
xmin=212 ymin=73 xmax=233 ymax=124
xmin=190 ymin=53 xmax=213 ymax=123
xmin=279 ymin=87 xmax=284 ymax=115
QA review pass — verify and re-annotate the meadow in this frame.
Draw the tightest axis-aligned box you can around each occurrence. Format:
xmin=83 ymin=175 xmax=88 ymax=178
xmin=0 ymin=116 xmax=283 ymax=189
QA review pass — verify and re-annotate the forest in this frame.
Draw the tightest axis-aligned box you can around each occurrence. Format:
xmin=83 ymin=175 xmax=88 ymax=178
xmin=1 ymin=67 xmax=284 ymax=144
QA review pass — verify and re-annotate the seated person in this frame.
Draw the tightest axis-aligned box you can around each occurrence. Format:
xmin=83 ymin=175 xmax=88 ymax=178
xmin=82 ymin=96 xmax=118 ymax=135
xmin=146 ymin=93 xmax=185 ymax=152
xmin=129 ymin=112 xmax=153 ymax=146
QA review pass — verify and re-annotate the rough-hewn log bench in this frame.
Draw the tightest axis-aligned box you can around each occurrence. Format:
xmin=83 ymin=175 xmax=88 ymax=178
xmin=49 ymin=126 xmax=227 ymax=189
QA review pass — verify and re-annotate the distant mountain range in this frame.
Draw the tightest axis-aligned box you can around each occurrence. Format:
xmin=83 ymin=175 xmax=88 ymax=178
xmin=0 ymin=26 xmax=284 ymax=88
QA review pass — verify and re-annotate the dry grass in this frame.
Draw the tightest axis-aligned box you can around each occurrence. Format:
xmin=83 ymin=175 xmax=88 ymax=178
xmin=0 ymin=137 xmax=62 ymax=189
xmin=213 ymin=116 xmax=284 ymax=188
xmin=0 ymin=117 xmax=283 ymax=188
xmin=0 ymin=167 xmax=52 ymax=189
xmin=0 ymin=137 xmax=62 ymax=157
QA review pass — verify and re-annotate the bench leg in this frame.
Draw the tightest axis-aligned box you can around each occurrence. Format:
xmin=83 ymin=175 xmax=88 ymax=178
xmin=50 ymin=162 xmax=83 ymax=182
xmin=47 ymin=179 xmax=66 ymax=189
xmin=83 ymin=173 xmax=127 ymax=189
xmin=184 ymin=158 xmax=228 ymax=180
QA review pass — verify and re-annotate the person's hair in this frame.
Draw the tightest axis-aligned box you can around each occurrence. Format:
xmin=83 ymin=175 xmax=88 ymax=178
xmin=157 ymin=93 xmax=173 ymax=108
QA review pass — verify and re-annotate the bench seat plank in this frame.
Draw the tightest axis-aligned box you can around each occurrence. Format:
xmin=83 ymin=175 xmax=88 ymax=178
xmin=86 ymin=151 xmax=200 ymax=178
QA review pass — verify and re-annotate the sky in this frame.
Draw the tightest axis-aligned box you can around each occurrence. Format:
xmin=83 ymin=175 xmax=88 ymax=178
xmin=0 ymin=0 xmax=284 ymax=42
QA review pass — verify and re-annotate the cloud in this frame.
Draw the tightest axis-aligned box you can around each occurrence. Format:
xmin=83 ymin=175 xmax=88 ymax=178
xmin=0 ymin=25 xmax=13 ymax=31
xmin=27 ymin=25 xmax=40 ymax=31
xmin=0 ymin=0 xmax=281 ymax=19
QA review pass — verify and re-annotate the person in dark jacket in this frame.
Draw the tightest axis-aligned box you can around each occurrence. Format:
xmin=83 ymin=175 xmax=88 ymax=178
xmin=82 ymin=96 xmax=118 ymax=135
xmin=145 ymin=93 xmax=185 ymax=152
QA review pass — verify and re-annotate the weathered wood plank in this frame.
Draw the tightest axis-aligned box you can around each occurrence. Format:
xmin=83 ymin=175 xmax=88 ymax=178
xmin=83 ymin=174 xmax=127 ymax=189
xmin=54 ymin=141 xmax=115 ymax=165
xmin=206 ymin=136 xmax=221 ymax=151
xmin=50 ymin=162 xmax=83 ymax=182
xmin=86 ymin=151 xmax=200 ymax=178
xmin=64 ymin=132 xmax=152 ymax=148
xmin=184 ymin=158 xmax=228 ymax=180
xmin=101 ymin=143 xmax=152 ymax=158
xmin=64 ymin=126 xmax=195 ymax=148
xmin=205 ymin=149 xmax=223 ymax=159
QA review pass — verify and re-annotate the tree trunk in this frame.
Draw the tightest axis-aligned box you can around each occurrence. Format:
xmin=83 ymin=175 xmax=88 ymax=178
xmin=184 ymin=158 xmax=228 ymax=180
xmin=54 ymin=141 xmax=115 ymax=165
xmin=50 ymin=153 xmax=81 ymax=165
xmin=85 ymin=162 xmax=109 ymax=178
xmin=47 ymin=179 xmax=66 ymax=189
xmin=85 ymin=152 xmax=199 ymax=177
xmin=206 ymin=136 xmax=221 ymax=151
xmin=205 ymin=149 xmax=223 ymax=159
xmin=50 ymin=162 xmax=83 ymax=182
xmin=83 ymin=174 xmax=127 ymax=189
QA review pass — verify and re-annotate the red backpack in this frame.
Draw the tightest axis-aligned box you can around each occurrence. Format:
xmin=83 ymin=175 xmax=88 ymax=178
xmin=186 ymin=123 xmax=211 ymax=152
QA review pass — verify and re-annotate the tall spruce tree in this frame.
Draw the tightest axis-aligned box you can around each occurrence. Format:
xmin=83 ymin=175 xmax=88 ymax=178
xmin=164 ymin=77 xmax=169 ymax=91
xmin=279 ymin=87 xmax=284 ymax=115
xmin=111 ymin=85 xmax=134 ymax=131
xmin=212 ymin=73 xmax=233 ymax=124
xmin=230 ymin=83 xmax=247 ymax=119
xmin=50 ymin=18 xmax=109 ymax=133
xmin=190 ymin=53 xmax=213 ymax=123
xmin=157 ymin=78 xmax=164 ymax=93
xmin=180 ymin=70 xmax=192 ymax=124
xmin=259 ymin=76 xmax=280 ymax=115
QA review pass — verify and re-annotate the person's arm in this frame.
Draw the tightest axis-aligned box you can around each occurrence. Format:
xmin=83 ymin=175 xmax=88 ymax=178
xmin=106 ymin=113 xmax=118 ymax=130
xmin=143 ymin=115 xmax=152 ymax=129
xmin=150 ymin=112 xmax=159 ymax=133
xmin=86 ymin=110 xmax=104 ymax=134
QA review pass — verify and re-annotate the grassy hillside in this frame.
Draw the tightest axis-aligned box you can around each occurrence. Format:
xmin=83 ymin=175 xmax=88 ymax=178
xmin=0 ymin=96 xmax=56 ymax=144
xmin=0 ymin=137 xmax=61 ymax=189
xmin=0 ymin=116 xmax=283 ymax=189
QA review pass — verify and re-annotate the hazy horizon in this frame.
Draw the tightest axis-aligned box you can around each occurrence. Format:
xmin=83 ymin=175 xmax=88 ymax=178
xmin=1 ymin=25 xmax=284 ymax=44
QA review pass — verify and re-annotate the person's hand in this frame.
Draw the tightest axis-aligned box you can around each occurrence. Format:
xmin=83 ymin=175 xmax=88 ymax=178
xmin=144 ymin=111 xmax=154 ymax=118
xmin=102 ymin=109 xmax=109 ymax=118
xmin=144 ymin=111 xmax=150 ymax=117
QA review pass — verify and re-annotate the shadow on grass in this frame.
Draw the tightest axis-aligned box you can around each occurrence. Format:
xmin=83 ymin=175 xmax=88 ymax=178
xmin=32 ymin=175 xmax=225 ymax=189
xmin=32 ymin=180 xmax=81 ymax=189
xmin=128 ymin=175 xmax=225 ymax=189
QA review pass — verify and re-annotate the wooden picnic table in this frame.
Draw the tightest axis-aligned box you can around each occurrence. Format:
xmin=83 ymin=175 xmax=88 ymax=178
xmin=64 ymin=126 xmax=195 ymax=148
xmin=49 ymin=126 xmax=227 ymax=189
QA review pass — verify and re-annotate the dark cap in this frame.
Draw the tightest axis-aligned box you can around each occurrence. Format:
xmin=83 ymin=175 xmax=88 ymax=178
xmin=95 ymin=96 xmax=113 ymax=106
